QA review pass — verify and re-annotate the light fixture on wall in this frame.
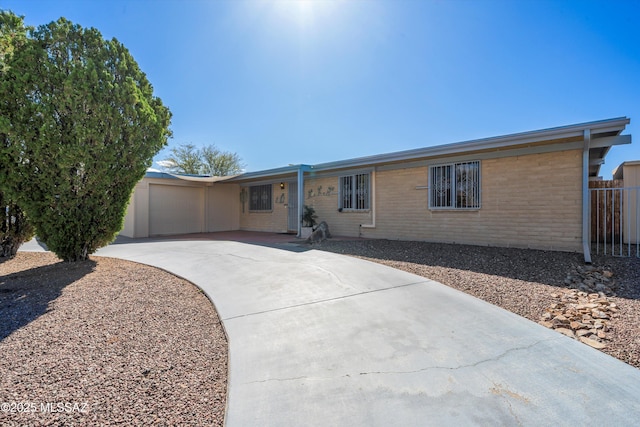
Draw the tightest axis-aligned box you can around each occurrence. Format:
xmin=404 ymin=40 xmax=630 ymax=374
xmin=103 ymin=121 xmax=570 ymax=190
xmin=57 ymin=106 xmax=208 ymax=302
xmin=280 ymin=182 xmax=285 ymax=189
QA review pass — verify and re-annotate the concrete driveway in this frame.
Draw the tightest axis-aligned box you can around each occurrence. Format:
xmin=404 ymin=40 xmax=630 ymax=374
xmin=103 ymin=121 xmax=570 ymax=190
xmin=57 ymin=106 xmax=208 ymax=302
xmin=93 ymin=236 xmax=640 ymax=426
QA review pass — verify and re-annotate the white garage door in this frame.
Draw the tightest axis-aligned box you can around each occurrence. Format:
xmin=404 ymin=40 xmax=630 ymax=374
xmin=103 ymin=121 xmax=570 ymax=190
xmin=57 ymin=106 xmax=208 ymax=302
xmin=149 ymin=184 xmax=204 ymax=236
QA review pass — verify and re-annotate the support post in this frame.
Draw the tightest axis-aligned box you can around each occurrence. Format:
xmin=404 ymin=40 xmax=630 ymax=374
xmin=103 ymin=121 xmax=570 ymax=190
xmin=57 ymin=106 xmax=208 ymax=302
xmin=297 ymin=165 xmax=308 ymax=238
xmin=582 ymin=129 xmax=592 ymax=264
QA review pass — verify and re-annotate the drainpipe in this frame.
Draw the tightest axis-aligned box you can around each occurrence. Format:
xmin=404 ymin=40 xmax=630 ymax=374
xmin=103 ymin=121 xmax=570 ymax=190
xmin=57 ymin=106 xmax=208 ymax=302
xmin=582 ymin=129 xmax=592 ymax=264
xmin=360 ymin=169 xmax=376 ymax=234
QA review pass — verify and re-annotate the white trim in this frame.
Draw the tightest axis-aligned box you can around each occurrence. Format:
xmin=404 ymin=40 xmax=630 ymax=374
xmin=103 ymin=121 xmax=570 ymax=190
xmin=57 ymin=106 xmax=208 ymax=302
xmin=360 ymin=169 xmax=377 ymax=229
xmin=339 ymin=172 xmax=372 ymax=211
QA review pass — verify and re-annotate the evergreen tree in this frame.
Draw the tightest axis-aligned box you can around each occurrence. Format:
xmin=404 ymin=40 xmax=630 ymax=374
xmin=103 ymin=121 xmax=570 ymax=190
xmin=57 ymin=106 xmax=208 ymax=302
xmin=0 ymin=12 xmax=34 ymax=258
xmin=0 ymin=190 xmax=34 ymax=258
xmin=0 ymin=13 xmax=172 ymax=261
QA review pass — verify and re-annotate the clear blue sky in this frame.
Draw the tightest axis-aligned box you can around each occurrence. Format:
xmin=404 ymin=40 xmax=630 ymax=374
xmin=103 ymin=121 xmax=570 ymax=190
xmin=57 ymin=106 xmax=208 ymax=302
xmin=3 ymin=0 xmax=639 ymax=176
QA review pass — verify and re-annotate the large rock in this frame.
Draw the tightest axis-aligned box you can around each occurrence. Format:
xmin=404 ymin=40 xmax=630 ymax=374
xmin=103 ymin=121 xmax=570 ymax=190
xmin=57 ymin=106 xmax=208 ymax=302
xmin=580 ymin=337 xmax=607 ymax=349
xmin=307 ymin=221 xmax=332 ymax=244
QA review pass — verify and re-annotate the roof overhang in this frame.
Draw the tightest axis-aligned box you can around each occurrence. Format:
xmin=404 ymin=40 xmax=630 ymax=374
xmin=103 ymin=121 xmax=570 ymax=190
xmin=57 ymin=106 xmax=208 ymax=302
xmin=309 ymin=117 xmax=631 ymax=174
xmin=145 ymin=117 xmax=631 ymax=182
xmin=587 ymin=133 xmax=631 ymax=177
xmin=224 ymin=165 xmax=306 ymax=184
xmin=165 ymin=173 xmax=239 ymax=183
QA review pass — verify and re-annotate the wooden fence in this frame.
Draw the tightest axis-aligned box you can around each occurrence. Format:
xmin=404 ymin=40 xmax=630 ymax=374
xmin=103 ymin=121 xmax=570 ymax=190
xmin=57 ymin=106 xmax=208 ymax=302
xmin=589 ymin=180 xmax=623 ymax=244
xmin=589 ymin=180 xmax=640 ymax=257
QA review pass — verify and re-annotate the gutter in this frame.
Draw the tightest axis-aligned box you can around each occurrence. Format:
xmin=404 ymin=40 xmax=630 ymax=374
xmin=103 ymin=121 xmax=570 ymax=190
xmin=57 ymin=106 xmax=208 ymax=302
xmin=582 ymin=129 xmax=592 ymax=264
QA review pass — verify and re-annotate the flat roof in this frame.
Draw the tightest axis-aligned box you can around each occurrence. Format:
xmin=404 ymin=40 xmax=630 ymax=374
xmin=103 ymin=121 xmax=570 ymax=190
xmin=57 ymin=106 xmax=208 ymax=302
xmin=153 ymin=117 xmax=631 ymax=183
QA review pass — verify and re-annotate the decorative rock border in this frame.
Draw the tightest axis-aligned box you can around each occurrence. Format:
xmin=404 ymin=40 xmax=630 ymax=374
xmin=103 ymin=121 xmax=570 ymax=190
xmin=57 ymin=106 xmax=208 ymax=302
xmin=563 ymin=265 xmax=616 ymax=296
xmin=539 ymin=266 xmax=619 ymax=349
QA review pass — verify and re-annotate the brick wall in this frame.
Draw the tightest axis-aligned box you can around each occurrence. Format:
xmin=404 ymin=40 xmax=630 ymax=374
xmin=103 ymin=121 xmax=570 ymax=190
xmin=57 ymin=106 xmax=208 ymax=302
xmin=303 ymin=176 xmax=373 ymax=237
xmin=363 ymin=149 xmax=583 ymax=251
xmin=235 ymin=149 xmax=584 ymax=251
xmin=239 ymin=184 xmax=289 ymax=233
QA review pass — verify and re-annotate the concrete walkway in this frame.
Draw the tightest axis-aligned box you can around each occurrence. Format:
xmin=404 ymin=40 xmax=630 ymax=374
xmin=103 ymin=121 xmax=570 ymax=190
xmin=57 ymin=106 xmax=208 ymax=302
xmin=39 ymin=235 xmax=640 ymax=425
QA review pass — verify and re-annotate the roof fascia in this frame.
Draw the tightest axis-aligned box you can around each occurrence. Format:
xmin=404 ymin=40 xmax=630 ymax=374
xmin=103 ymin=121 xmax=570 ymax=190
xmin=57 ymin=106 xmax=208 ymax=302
xmin=215 ymin=117 xmax=629 ymax=180
xmin=376 ymin=135 xmax=628 ymax=174
xmin=166 ymin=173 xmax=239 ymax=183
xmin=310 ymin=117 xmax=630 ymax=172
xmin=226 ymin=165 xmax=304 ymax=183
xmin=144 ymin=171 xmax=180 ymax=180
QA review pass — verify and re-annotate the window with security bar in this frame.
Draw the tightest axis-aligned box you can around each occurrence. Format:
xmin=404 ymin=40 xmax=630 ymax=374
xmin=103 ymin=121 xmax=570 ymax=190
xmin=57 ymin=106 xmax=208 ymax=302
xmin=249 ymin=184 xmax=272 ymax=211
xmin=339 ymin=173 xmax=370 ymax=210
xmin=430 ymin=161 xmax=480 ymax=209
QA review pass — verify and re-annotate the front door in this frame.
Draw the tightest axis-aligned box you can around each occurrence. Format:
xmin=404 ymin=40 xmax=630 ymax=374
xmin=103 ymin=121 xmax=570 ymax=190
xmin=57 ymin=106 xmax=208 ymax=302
xmin=287 ymin=182 xmax=298 ymax=232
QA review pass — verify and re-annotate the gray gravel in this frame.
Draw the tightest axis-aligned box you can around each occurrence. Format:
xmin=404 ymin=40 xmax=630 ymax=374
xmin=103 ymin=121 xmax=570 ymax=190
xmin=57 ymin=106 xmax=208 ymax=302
xmin=314 ymin=239 xmax=640 ymax=369
xmin=0 ymin=252 xmax=227 ymax=426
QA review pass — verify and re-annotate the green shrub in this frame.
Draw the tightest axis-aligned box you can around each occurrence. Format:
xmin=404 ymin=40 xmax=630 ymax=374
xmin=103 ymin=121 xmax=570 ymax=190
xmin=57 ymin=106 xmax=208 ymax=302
xmin=303 ymin=205 xmax=318 ymax=228
xmin=0 ymin=13 xmax=171 ymax=261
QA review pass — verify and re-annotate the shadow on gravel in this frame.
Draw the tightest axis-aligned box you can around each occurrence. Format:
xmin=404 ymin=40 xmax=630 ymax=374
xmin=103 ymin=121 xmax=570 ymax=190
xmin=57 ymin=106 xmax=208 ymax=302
xmin=315 ymin=239 xmax=640 ymax=300
xmin=0 ymin=259 xmax=96 ymax=342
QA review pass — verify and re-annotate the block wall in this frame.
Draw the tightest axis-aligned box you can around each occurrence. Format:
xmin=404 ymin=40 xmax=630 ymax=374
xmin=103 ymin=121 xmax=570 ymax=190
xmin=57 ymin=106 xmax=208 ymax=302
xmin=239 ymin=183 xmax=289 ymax=233
xmin=362 ymin=149 xmax=583 ymax=251
xmin=303 ymin=176 xmax=373 ymax=237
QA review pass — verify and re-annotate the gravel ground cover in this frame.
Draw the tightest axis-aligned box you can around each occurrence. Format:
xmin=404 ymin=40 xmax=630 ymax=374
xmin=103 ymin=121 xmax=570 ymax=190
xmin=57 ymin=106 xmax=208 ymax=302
xmin=0 ymin=252 xmax=227 ymax=426
xmin=1 ymin=239 xmax=638 ymax=426
xmin=315 ymin=239 xmax=640 ymax=369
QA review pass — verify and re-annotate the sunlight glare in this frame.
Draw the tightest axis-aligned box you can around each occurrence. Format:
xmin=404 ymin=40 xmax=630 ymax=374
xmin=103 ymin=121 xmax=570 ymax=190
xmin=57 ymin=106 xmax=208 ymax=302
xmin=274 ymin=0 xmax=344 ymax=33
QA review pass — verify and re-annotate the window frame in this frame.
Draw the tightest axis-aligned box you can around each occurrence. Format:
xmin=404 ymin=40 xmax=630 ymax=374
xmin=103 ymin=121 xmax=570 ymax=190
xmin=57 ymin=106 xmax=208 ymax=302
xmin=249 ymin=184 xmax=273 ymax=212
xmin=429 ymin=160 xmax=481 ymax=210
xmin=339 ymin=172 xmax=371 ymax=211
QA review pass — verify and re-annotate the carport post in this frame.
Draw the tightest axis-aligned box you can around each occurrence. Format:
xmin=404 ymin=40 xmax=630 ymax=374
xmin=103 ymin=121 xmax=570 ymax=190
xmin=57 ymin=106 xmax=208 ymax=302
xmin=297 ymin=165 xmax=310 ymax=238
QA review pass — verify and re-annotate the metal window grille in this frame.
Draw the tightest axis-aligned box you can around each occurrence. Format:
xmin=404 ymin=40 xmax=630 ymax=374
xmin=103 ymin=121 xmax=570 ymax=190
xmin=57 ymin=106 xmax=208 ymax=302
xmin=249 ymin=184 xmax=272 ymax=211
xmin=340 ymin=176 xmax=353 ymax=209
xmin=430 ymin=161 xmax=480 ymax=209
xmin=340 ymin=173 xmax=370 ymax=210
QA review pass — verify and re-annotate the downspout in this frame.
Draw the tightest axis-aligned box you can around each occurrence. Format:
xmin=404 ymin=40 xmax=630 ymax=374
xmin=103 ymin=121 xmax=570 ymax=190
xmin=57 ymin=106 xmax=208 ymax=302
xmin=360 ymin=169 xmax=376 ymax=234
xmin=582 ymin=129 xmax=592 ymax=264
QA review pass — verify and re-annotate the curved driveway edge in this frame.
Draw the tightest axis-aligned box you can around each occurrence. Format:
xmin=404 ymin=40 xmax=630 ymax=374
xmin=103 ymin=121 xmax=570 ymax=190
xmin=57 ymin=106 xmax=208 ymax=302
xmin=95 ymin=238 xmax=640 ymax=426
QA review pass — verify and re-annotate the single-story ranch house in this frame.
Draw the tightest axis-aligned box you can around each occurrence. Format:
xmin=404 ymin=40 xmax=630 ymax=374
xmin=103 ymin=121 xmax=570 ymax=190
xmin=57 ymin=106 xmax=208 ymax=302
xmin=121 ymin=117 xmax=633 ymax=262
